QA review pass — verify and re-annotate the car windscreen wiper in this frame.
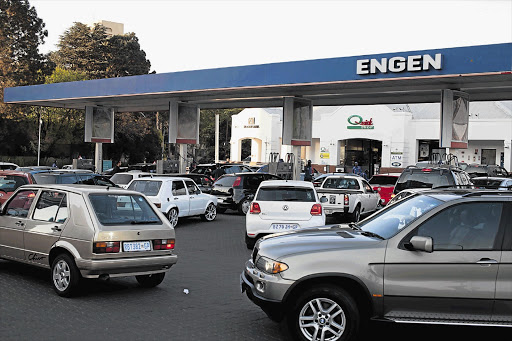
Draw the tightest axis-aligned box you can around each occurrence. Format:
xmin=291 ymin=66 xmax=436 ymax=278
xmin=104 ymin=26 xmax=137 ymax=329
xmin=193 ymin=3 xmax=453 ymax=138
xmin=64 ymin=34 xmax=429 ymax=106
xmin=360 ymin=231 xmax=385 ymax=240
xmin=348 ymin=222 xmax=361 ymax=230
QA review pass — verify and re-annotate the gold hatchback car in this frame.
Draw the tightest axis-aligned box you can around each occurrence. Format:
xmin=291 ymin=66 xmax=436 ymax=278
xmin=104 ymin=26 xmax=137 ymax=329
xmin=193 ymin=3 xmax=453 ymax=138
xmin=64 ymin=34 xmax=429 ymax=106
xmin=0 ymin=184 xmax=178 ymax=297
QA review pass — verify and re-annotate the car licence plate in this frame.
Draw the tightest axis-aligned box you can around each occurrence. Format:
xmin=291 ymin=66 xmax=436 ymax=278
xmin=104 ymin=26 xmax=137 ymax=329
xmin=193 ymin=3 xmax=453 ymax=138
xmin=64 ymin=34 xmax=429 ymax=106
xmin=123 ymin=241 xmax=151 ymax=252
xmin=271 ymin=223 xmax=298 ymax=230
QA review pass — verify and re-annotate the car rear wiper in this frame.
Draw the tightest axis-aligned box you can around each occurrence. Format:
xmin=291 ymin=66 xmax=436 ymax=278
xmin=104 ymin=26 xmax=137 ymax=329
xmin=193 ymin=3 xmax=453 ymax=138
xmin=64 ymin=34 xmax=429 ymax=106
xmin=360 ymin=231 xmax=385 ymax=240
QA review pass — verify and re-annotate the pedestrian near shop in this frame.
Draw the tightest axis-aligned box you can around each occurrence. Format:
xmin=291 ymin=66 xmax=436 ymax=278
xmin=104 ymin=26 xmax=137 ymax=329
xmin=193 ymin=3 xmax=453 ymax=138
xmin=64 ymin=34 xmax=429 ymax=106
xmin=304 ymin=160 xmax=313 ymax=181
xmin=352 ymin=162 xmax=362 ymax=176
xmin=212 ymin=164 xmax=225 ymax=180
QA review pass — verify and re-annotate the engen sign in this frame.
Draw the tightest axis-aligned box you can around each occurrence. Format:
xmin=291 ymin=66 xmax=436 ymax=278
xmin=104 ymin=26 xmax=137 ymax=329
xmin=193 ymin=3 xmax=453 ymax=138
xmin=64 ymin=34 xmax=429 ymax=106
xmin=357 ymin=54 xmax=442 ymax=75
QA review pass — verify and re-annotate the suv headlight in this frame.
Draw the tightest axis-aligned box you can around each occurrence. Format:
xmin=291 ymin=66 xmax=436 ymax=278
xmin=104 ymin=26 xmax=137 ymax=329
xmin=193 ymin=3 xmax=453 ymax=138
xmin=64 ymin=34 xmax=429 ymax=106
xmin=256 ymin=256 xmax=288 ymax=274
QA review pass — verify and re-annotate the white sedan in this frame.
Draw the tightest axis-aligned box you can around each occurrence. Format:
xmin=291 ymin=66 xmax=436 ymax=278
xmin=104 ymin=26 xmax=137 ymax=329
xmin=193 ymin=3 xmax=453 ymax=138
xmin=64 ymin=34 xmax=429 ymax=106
xmin=127 ymin=176 xmax=217 ymax=227
xmin=245 ymin=180 xmax=326 ymax=249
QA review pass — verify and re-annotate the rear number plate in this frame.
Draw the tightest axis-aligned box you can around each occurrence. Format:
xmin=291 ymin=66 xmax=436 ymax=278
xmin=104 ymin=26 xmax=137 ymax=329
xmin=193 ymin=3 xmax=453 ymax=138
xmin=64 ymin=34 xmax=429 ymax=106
xmin=123 ymin=241 xmax=151 ymax=252
xmin=271 ymin=223 xmax=298 ymax=230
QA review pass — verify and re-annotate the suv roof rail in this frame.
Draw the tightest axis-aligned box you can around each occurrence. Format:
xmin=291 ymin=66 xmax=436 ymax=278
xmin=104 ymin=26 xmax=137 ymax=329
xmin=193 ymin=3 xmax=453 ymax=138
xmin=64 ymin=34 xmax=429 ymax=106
xmin=462 ymin=190 xmax=512 ymax=197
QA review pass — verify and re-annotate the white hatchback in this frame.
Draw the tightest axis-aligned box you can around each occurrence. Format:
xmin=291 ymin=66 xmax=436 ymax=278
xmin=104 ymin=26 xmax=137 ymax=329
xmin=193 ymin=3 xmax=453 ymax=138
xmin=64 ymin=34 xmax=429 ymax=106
xmin=127 ymin=177 xmax=217 ymax=227
xmin=245 ymin=180 xmax=326 ymax=249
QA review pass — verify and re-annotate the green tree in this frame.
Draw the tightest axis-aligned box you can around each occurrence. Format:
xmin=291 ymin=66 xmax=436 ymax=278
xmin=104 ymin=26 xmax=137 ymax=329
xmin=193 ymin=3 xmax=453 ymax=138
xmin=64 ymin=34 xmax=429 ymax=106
xmin=0 ymin=0 xmax=50 ymax=157
xmin=52 ymin=22 xmax=151 ymax=79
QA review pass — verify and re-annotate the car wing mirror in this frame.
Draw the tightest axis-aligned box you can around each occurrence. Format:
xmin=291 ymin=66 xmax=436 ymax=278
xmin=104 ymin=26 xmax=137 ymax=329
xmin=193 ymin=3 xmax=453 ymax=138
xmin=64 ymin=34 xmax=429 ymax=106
xmin=320 ymin=196 xmax=328 ymax=203
xmin=407 ymin=236 xmax=433 ymax=253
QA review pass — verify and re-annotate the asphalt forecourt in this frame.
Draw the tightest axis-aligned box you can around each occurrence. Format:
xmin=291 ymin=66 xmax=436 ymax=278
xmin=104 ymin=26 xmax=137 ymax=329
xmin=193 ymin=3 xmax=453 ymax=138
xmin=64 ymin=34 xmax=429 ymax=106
xmin=0 ymin=210 xmax=508 ymax=340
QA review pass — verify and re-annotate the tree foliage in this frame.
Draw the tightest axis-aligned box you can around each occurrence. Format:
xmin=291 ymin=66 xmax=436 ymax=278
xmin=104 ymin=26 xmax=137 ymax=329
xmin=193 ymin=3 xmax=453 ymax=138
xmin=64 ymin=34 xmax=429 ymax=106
xmin=52 ymin=22 xmax=150 ymax=79
xmin=0 ymin=0 xmax=51 ymax=157
xmin=198 ymin=109 xmax=242 ymax=162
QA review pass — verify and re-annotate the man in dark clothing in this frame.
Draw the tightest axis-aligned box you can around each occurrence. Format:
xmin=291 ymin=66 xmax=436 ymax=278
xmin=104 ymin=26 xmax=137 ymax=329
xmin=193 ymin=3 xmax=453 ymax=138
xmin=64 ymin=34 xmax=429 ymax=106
xmin=212 ymin=164 xmax=225 ymax=180
xmin=304 ymin=160 xmax=313 ymax=181
xmin=113 ymin=161 xmax=122 ymax=174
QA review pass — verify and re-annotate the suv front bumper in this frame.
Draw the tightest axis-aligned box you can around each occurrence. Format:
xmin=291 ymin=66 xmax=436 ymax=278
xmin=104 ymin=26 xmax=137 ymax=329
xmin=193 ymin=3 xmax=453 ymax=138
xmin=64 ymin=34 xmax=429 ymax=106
xmin=240 ymin=260 xmax=294 ymax=322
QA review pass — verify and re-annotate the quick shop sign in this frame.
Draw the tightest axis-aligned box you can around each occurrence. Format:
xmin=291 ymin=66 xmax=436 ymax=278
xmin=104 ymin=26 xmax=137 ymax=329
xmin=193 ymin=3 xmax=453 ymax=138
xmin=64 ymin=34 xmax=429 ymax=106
xmin=356 ymin=53 xmax=442 ymax=75
xmin=347 ymin=115 xmax=374 ymax=129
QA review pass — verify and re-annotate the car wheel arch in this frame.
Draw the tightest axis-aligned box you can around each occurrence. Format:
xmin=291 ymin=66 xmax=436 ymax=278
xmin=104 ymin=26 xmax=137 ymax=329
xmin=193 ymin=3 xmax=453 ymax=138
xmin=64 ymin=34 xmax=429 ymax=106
xmin=282 ymin=273 xmax=374 ymax=319
xmin=49 ymin=245 xmax=77 ymax=268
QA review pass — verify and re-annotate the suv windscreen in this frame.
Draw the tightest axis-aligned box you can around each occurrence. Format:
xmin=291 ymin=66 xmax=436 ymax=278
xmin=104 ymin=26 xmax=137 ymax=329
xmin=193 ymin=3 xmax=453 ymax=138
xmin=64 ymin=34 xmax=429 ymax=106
xmin=89 ymin=194 xmax=161 ymax=226
xmin=359 ymin=194 xmax=443 ymax=239
xmin=110 ymin=173 xmax=133 ymax=185
xmin=128 ymin=180 xmax=162 ymax=196
xmin=394 ymin=170 xmax=455 ymax=193
xmin=256 ymin=187 xmax=316 ymax=202
xmin=369 ymin=176 xmax=397 ymax=186
xmin=214 ymin=176 xmax=236 ymax=187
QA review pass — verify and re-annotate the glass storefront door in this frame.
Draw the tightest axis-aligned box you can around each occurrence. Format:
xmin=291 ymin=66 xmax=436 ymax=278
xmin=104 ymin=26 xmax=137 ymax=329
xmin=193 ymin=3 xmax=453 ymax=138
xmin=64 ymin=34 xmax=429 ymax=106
xmin=338 ymin=139 xmax=382 ymax=177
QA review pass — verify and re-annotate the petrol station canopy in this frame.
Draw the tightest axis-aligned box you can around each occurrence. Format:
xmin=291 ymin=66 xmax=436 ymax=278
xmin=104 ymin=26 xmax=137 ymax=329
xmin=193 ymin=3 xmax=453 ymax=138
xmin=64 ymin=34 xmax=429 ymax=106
xmin=4 ymin=43 xmax=512 ymax=111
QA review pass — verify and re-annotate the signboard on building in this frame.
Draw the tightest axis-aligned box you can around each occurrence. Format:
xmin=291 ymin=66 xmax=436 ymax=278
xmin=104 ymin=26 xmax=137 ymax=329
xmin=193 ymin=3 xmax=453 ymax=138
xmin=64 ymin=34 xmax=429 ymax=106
xmin=320 ymin=147 xmax=330 ymax=159
xmin=244 ymin=117 xmax=259 ymax=128
xmin=390 ymin=151 xmax=403 ymax=167
xmin=347 ymin=115 xmax=374 ymax=129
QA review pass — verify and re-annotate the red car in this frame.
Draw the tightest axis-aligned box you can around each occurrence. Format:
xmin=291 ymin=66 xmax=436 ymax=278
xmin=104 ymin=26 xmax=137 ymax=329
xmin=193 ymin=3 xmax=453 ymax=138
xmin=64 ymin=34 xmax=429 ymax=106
xmin=0 ymin=170 xmax=36 ymax=205
xmin=369 ymin=173 xmax=400 ymax=206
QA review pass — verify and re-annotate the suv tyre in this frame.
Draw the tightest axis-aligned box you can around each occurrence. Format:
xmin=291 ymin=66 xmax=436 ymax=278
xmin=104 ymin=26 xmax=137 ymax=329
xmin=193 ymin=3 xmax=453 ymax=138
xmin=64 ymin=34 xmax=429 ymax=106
xmin=285 ymin=286 xmax=360 ymax=341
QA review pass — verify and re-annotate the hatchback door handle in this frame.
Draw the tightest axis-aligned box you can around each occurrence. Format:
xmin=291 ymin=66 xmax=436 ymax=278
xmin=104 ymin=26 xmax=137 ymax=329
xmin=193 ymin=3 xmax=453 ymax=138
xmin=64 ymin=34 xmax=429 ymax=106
xmin=174 ymin=197 xmax=179 ymax=200
xmin=476 ymin=258 xmax=498 ymax=265
xmin=51 ymin=226 xmax=62 ymax=232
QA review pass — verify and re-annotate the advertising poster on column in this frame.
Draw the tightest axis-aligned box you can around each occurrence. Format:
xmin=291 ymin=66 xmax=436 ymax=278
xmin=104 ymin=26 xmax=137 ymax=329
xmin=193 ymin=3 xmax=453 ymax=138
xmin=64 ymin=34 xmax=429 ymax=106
xmin=440 ymin=90 xmax=469 ymax=148
xmin=168 ymin=102 xmax=200 ymax=144
xmin=85 ymin=106 xmax=114 ymax=143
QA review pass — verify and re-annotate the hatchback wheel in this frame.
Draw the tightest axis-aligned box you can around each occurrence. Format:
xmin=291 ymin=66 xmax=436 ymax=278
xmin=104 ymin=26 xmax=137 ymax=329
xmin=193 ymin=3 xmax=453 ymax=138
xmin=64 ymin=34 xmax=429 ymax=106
xmin=201 ymin=203 xmax=217 ymax=221
xmin=285 ymin=286 xmax=359 ymax=341
xmin=238 ymin=198 xmax=251 ymax=215
xmin=51 ymin=253 xmax=81 ymax=297
xmin=167 ymin=208 xmax=179 ymax=227
xmin=136 ymin=272 xmax=165 ymax=288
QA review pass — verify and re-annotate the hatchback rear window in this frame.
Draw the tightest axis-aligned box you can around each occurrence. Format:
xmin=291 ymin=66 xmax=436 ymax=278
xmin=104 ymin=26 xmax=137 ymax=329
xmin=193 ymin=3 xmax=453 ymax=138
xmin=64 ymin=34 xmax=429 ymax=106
xmin=256 ymin=187 xmax=316 ymax=202
xmin=89 ymin=194 xmax=161 ymax=226
xmin=110 ymin=174 xmax=133 ymax=185
xmin=395 ymin=171 xmax=455 ymax=192
xmin=128 ymin=180 xmax=162 ymax=196
xmin=0 ymin=175 xmax=28 ymax=193
xmin=214 ymin=176 xmax=236 ymax=187
xmin=32 ymin=174 xmax=58 ymax=184
xmin=369 ymin=176 xmax=398 ymax=186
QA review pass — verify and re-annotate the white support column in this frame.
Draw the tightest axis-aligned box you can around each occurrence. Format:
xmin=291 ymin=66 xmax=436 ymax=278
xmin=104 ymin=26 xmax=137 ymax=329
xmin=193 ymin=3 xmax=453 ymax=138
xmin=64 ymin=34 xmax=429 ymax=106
xmin=95 ymin=142 xmax=103 ymax=173
xmin=293 ymin=145 xmax=301 ymax=180
xmin=504 ymin=140 xmax=511 ymax=171
xmin=179 ymin=144 xmax=188 ymax=173
xmin=215 ymin=113 xmax=220 ymax=163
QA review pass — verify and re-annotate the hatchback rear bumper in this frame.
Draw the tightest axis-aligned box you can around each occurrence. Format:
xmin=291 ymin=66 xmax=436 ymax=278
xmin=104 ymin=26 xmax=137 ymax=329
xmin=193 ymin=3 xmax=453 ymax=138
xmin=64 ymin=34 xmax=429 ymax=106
xmin=76 ymin=254 xmax=178 ymax=278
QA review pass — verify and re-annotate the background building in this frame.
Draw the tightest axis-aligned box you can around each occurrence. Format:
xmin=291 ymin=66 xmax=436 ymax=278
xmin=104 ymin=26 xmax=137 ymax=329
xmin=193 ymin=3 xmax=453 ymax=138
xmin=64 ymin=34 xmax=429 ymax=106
xmin=231 ymin=102 xmax=512 ymax=174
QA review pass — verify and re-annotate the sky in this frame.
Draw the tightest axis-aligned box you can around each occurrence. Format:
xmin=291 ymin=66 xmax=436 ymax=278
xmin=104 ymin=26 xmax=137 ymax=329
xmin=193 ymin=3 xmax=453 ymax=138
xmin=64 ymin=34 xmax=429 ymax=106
xmin=29 ymin=0 xmax=512 ymax=74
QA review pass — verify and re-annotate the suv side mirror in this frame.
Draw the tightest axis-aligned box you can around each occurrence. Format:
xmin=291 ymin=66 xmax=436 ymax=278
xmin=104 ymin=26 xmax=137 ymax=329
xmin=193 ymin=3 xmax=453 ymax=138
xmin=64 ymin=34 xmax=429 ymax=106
xmin=320 ymin=196 xmax=328 ymax=203
xmin=407 ymin=236 xmax=433 ymax=253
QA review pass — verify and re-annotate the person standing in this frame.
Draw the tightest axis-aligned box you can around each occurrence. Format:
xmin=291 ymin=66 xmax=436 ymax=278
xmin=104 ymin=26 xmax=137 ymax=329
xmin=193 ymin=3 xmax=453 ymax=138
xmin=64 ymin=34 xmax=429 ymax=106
xmin=113 ymin=161 xmax=122 ymax=174
xmin=304 ymin=160 xmax=313 ymax=181
xmin=352 ymin=162 xmax=362 ymax=176
xmin=212 ymin=164 xmax=225 ymax=180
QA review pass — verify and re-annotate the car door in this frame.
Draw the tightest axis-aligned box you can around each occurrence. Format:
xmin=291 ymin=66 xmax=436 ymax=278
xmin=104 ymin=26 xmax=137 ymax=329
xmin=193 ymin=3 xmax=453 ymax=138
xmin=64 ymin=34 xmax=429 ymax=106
xmin=493 ymin=201 xmax=512 ymax=323
xmin=362 ymin=180 xmax=379 ymax=211
xmin=384 ymin=201 xmax=505 ymax=322
xmin=170 ymin=180 xmax=190 ymax=217
xmin=185 ymin=180 xmax=205 ymax=215
xmin=24 ymin=190 xmax=69 ymax=266
xmin=0 ymin=189 xmax=37 ymax=260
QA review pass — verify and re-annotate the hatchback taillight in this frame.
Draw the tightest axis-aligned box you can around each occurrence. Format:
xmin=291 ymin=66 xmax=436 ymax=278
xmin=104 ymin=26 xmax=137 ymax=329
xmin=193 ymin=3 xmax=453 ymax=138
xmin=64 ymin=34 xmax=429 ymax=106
xmin=344 ymin=194 xmax=349 ymax=205
xmin=233 ymin=176 xmax=242 ymax=187
xmin=153 ymin=239 xmax=175 ymax=250
xmin=250 ymin=202 xmax=261 ymax=214
xmin=94 ymin=241 xmax=120 ymax=253
xmin=310 ymin=204 xmax=322 ymax=216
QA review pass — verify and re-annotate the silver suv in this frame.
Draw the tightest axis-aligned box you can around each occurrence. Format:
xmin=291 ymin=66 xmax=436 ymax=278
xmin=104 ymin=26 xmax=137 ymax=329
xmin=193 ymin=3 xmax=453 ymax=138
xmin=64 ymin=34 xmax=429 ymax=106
xmin=241 ymin=189 xmax=512 ymax=340
xmin=0 ymin=184 xmax=178 ymax=296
